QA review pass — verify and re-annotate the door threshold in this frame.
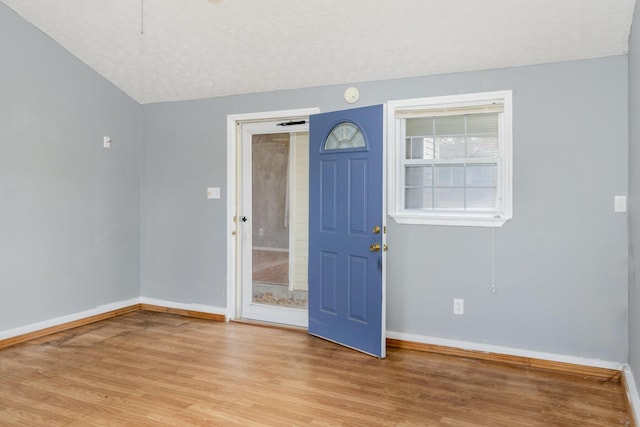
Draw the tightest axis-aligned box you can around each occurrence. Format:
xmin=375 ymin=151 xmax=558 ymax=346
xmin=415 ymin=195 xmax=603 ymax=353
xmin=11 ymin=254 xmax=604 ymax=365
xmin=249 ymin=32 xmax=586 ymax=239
xmin=231 ymin=318 xmax=308 ymax=333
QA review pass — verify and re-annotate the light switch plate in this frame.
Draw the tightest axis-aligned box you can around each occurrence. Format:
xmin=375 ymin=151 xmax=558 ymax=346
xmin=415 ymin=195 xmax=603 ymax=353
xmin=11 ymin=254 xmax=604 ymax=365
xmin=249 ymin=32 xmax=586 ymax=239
xmin=614 ymin=195 xmax=627 ymax=213
xmin=207 ymin=187 xmax=221 ymax=199
xmin=453 ymin=298 xmax=464 ymax=315
xmin=103 ymin=136 xmax=111 ymax=148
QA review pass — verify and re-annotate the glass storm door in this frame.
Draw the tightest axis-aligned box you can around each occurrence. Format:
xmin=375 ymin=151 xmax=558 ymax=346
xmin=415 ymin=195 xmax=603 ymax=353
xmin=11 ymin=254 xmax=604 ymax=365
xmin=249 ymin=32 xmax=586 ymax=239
xmin=308 ymin=104 xmax=386 ymax=358
xmin=240 ymin=120 xmax=309 ymax=327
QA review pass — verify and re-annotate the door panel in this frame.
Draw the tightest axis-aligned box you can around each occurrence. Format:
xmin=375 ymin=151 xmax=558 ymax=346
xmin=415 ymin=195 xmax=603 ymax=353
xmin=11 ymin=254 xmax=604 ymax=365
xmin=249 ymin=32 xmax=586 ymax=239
xmin=348 ymin=255 xmax=368 ymax=322
xmin=349 ymin=158 xmax=368 ymax=234
xmin=320 ymin=161 xmax=338 ymax=231
xmin=320 ymin=252 xmax=338 ymax=313
xmin=308 ymin=104 xmax=385 ymax=358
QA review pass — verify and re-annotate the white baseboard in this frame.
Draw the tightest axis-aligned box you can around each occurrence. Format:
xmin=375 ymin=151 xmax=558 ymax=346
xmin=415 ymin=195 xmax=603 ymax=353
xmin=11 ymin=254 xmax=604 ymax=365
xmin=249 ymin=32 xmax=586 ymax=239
xmin=623 ymin=364 xmax=640 ymax=426
xmin=139 ymin=297 xmax=226 ymax=316
xmin=386 ymin=330 xmax=622 ymax=371
xmin=0 ymin=297 xmax=227 ymax=342
xmin=0 ymin=297 xmax=140 ymax=340
xmin=0 ymin=301 xmax=625 ymax=374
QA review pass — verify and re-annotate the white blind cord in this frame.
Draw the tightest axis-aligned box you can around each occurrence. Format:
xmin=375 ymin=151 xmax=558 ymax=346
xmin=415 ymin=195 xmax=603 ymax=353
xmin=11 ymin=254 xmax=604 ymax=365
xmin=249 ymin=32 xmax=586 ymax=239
xmin=491 ymin=227 xmax=496 ymax=294
xmin=141 ymin=0 xmax=144 ymax=35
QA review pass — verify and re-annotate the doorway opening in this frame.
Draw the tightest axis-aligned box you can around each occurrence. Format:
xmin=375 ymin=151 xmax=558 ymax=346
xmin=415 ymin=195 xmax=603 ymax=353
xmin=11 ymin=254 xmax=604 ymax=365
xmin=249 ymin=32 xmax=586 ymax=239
xmin=227 ymin=105 xmax=386 ymax=357
xmin=250 ymin=131 xmax=309 ymax=310
xmin=226 ymin=108 xmax=320 ymax=328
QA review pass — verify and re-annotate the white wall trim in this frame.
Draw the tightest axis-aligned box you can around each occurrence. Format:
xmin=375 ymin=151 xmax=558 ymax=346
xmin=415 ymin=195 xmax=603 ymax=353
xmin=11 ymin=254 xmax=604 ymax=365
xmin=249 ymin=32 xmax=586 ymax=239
xmin=0 ymin=297 xmax=140 ymax=340
xmin=139 ymin=297 xmax=226 ymax=315
xmin=226 ymin=113 xmax=239 ymax=322
xmin=386 ymin=90 xmax=513 ymax=227
xmin=622 ymin=364 xmax=640 ymax=426
xmin=386 ymin=330 xmax=622 ymax=370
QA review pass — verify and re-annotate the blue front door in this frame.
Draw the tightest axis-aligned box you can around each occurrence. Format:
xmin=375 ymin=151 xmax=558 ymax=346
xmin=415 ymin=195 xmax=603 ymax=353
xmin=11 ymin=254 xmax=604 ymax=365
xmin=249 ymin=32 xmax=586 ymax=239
xmin=308 ymin=105 xmax=385 ymax=358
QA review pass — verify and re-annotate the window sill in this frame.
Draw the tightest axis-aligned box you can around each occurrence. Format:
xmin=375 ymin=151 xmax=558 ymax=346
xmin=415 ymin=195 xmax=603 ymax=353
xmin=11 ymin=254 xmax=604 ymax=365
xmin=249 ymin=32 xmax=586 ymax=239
xmin=391 ymin=213 xmax=510 ymax=227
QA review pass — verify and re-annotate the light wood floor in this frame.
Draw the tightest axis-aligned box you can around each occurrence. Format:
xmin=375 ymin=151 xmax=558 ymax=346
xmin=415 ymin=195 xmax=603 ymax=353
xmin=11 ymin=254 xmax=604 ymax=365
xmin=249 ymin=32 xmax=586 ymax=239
xmin=0 ymin=311 xmax=632 ymax=426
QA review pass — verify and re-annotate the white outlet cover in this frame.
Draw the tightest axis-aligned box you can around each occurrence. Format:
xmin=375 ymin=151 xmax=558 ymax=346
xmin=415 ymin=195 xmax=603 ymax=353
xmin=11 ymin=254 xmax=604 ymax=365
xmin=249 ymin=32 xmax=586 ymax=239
xmin=453 ymin=298 xmax=464 ymax=315
xmin=614 ymin=195 xmax=627 ymax=213
xmin=207 ymin=187 xmax=221 ymax=199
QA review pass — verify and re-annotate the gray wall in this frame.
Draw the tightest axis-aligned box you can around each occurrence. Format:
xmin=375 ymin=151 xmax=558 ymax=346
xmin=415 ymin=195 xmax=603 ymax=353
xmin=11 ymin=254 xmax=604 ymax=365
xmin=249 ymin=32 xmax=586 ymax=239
xmin=142 ymin=56 xmax=629 ymax=362
xmin=0 ymin=4 xmax=142 ymax=330
xmin=629 ymin=2 xmax=640 ymax=390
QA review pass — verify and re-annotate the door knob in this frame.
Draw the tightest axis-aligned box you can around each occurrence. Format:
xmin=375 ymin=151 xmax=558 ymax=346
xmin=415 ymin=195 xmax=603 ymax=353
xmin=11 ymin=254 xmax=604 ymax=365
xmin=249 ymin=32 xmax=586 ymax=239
xmin=369 ymin=243 xmax=381 ymax=252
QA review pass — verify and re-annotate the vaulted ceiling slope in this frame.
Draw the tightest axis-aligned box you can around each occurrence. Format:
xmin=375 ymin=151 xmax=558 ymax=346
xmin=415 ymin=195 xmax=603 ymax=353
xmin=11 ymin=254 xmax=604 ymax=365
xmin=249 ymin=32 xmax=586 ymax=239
xmin=3 ymin=0 xmax=636 ymax=105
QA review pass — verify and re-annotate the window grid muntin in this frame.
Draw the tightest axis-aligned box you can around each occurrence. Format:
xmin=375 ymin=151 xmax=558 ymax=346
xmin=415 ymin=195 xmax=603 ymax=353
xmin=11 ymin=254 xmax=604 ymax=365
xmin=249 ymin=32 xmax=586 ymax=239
xmin=388 ymin=91 xmax=512 ymax=227
xmin=401 ymin=112 xmax=502 ymax=213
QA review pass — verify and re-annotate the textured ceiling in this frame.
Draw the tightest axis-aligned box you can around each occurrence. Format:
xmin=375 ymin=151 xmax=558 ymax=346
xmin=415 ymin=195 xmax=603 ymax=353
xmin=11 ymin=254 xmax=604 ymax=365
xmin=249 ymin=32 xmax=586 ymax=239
xmin=2 ymin=0 xmax=636 ymax=104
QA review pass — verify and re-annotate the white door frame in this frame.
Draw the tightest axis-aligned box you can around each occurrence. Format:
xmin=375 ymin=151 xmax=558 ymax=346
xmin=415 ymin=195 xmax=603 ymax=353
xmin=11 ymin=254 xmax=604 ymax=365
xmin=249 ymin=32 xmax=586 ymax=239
xmin=226 ymin=108 xmax=320 ymax=322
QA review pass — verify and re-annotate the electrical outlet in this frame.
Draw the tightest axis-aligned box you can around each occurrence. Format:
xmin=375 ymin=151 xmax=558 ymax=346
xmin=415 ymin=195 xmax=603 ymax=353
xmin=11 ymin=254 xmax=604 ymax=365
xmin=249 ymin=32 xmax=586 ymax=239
xmin=453 ymin=298 xmax=464 ymax=315
xmin=258 ymin=228 xmax=264 ymax=236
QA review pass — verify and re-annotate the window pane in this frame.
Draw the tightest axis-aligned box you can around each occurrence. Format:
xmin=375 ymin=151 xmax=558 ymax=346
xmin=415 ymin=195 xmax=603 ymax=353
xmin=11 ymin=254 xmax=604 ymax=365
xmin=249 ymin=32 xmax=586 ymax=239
xmin=434 ymin=188 xmax=464 ymax=209
xmin=337 ymin=122 xmax=356 ymax=140
xmin=466 ymin=188 xmax=497 ymax=209
xmin=406 ymin=137 xmax=434 ymax=159
xmin=466 ymin=165 xmax=497 ymax=187
xmin=325 ymin=133 xmax=340 ymax=150
xmin=405 ymin=166 xmax=433 ymax=187
xmin=466 ymin=113 xmax=499 ymax=135
xmin=406 ymin=117 xmax=434 ymax=137
xmin=348 ymin=131 xmax=366 ymax=148
xmin=434 ymin=116 xmax=465 ymax=135
xmin=405 ymin=188 xmax=433 ymax=209
xmin=324 ymin=123 xmax=365 ymax=150
xmin=435 ymin=137 xmax=465 ymax=159
xmin=405 ymin=138 xmax=416 ymax=159
xmin=422 ymin=138 xmax=434 ymax=159
xmin=435 ymin=165 xmax=464 ymax=186
xmin=467 ymin=136 xmax=499 ymax=158
xmin=405 ymin=137 xmax=433 ymax=159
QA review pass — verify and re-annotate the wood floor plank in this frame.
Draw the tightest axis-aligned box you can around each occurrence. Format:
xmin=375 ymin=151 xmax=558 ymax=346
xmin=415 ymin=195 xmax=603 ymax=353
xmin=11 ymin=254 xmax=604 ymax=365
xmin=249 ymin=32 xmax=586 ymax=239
xmin=0 ymin=311 xmax=632 ymax=426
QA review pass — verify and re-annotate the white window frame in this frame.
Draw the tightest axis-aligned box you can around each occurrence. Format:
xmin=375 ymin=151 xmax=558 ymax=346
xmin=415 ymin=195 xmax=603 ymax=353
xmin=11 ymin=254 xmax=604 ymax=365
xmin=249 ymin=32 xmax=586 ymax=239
xmin=387 ymin=90 xmax=513 ymax=227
